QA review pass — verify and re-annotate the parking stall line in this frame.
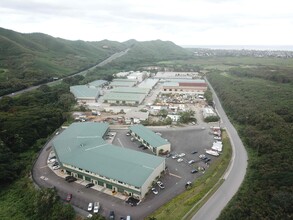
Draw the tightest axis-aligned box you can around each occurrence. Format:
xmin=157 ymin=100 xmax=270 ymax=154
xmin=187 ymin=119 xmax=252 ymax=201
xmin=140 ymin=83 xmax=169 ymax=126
xmin=117 ymin=138 xmax=124 ymax=148
xmin=169 ymin=173 xmax=182 ymax=179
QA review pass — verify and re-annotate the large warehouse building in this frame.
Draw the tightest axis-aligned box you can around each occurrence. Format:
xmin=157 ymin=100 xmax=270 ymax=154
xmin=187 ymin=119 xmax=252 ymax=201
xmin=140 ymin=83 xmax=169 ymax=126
xmin=52 ymin=122 xmax=165 ymax=199
xmin=70 ymin=85 xmax=100 ymax=104
xmin=161 ymin=79 xmax=207 ymax=95
xmin=103 ymin=93 xmax=146 ymax=106
xmin=110 ymin=79 xmax=137 ymax=88
xmin=129 ymin=125 xmax=171 ymax=155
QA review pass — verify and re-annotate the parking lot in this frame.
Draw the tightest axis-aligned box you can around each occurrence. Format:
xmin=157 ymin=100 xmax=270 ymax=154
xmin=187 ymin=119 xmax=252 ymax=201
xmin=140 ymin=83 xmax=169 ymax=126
xmin=111 ymin=125 xmax=215 ymax=204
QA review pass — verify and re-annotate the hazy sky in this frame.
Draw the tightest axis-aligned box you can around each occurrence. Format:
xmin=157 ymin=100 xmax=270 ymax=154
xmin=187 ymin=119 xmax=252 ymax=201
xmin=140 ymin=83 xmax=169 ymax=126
xmin=0 ymin=0 xmax=292 ymax=45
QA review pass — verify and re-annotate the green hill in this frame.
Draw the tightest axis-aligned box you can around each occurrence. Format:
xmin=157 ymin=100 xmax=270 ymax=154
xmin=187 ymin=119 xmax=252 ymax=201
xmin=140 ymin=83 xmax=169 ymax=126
xmin=0 ymin=27 xmax=127 ymax=95
xmin=0 ymin=27 xmax=193 ymax=95
xmin=111 ymin=39 xmax=193 ymax=66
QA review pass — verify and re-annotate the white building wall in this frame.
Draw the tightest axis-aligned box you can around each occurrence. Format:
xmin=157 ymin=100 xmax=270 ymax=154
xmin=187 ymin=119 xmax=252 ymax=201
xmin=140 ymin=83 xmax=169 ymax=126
xmin=141 ymin=160 xmax=165 ymax=198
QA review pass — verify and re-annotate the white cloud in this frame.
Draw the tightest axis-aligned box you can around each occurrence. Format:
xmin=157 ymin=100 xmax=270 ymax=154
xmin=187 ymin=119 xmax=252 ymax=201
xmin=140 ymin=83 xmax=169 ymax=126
xmin=0 ymin=0 xmax=292 ymax=45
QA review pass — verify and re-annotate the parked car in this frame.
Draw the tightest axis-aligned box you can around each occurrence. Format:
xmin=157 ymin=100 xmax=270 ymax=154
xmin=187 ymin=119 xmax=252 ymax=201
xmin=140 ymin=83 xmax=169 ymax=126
xmin=93 ymin=202 xmax=100 ymax=213
xmin=47 ymin=158 xmax=56 ymax=163
xmin=191 ymin=169 xmax=198 ymax=174
xmin=191 ymin=150 xmax=198 ymax=154
xmin=87 ymin=202 xmax=93 ymax=211
xmin=172 ymin=154 xmax=179 ymax=159
xmin=86 ymin=183 xmax=94 ymax=188
xmin=151 ymin=188 xmax=158 ymax=195
xmin=177 ymin=158 xmax=183 ymax=162
xmin=178 ymin=153 xmax=185 ymax=157
xmin=66 ymin=193 xmax=72 ymax=202
xmin=199 ymin=154 xmax=207 ymax=159
xmin=155 ymin=132 xmax=162 ymax=136
xmin=65 ymin=175 xmax=72 ymax=181
xmin=188 ymin=160 xmax=195 ymax=164
xmin=109 ymin=211 xmax=115 ymax=219
xmin=204 ymin=157 xmax=211 ymax=162
xmin=67 ymin=177 xmax=77 ymax=182
xmin=126 ymin=132 xmax=130 ymax=136
xmin=52 ymin=165 xmax=60 ymax=170
xmin=52 ymin=162 xmax=59 ymax=166
xmin=157 ymin=181 xmax=165 ymax=189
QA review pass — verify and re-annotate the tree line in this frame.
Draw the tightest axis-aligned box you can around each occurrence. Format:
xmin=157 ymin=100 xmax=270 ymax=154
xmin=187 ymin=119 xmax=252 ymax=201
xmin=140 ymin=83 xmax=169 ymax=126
xmin=207 ymin=68 xmax=293 ymax=219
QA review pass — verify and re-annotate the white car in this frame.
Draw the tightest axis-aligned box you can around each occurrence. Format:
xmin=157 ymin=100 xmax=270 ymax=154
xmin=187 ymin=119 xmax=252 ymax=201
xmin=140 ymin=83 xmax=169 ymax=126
xmin=199 ymin=154 xmax=206 ymax=159
xmin=151 ymin=188 xmax=158 ymax=195
xmin=87 ymin=202 xmax=93 ymax=211
xmin=157 ymin=181 xmax=165 ymax=189
xmin=178 ymin=153 xmax=185 ymax=157
xmin=172 ymin=154 xmax=179 ymax=159
xmin=52 ymin=165 xmax=60 ymax=170
xmin=177 ymin=158 xmax=183 ymax=162
xmin=47 ymin=158 xmax=56 ymax=163
xmin=188 ymin=160 xmax=195 ymax=164
xmin=93 ymin=202 xmax=100 ymax=213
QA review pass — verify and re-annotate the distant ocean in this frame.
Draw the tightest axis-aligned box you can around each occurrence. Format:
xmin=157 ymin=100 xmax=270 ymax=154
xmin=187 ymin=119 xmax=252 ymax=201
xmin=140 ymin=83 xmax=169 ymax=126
xmin=181 ymin=45 xmax=293 ymax=51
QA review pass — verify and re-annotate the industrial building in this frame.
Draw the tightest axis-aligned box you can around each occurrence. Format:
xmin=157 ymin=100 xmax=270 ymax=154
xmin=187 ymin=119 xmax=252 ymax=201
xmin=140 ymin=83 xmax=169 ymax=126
xmin=110 ymin=79 xmax=137 ymax=88
xmin=52 ymin=122 xmax=165 ymax=199
xmin=70 ymin=85 xmax=100 ymax=104
xmin=110 ymin=87 xmax=150 ymax=95
xmin=161 ymin=79 xmax=207 ymax=95
xmin=103 ymin=93 xmax=145 ymax=106
xmin=155 ymin=72 xmax=199 ymax=80
xmin=88 ymin=80 xmax=108 ymax=88
xmin=137 ymin=78 xmax=159 ymax=89
xmin=129 ymin=124 xmax=171 ymax=155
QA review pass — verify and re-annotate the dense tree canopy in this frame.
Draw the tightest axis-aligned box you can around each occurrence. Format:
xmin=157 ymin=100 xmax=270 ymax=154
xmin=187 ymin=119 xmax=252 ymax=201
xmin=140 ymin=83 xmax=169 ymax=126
xmin=207 ymin=68 xmax=293 ymax=219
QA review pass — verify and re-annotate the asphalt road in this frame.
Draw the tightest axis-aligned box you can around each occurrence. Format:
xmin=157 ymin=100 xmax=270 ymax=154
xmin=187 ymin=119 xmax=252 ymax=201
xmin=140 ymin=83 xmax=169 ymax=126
xmin=1 ymin=48 xmax=130 ymax=99
xmin=191 ymin=78 xmax=248 ymax=220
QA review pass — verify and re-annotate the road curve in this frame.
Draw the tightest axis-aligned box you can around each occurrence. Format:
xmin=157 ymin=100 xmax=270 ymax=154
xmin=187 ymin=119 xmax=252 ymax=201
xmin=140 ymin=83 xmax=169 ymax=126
xmin=191 ymin=77 xmax=248 ymax=220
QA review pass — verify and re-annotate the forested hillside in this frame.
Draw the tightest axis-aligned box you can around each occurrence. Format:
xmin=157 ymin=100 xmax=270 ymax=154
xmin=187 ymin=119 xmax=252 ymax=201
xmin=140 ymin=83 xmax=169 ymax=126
xmin=207 ymin=67 xmax=293 ymax=219
xmin=0 ymin=27 xmax=127 ymax=95
xmin=110 ymin=40 xmax=193 ymax=68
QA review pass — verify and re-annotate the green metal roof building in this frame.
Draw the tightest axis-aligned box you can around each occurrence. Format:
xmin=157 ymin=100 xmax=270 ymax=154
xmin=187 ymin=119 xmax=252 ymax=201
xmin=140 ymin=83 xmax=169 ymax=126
xmin=109 ymin=81 xmax=136 ymax=87
xmin=110 ymin=87 xmax=150 ymax=94
xmin=103 ymin=92 xmax=146 ymax=106
xmin=53 ymin=122 xmax=165 ymax=199
xmin=129 ymin=125 xmax=171 ymax=155
xmin=88 ymin=80 xmax=108 ymax=88
xmin=70 ymin=85 xmax=100 ymax=103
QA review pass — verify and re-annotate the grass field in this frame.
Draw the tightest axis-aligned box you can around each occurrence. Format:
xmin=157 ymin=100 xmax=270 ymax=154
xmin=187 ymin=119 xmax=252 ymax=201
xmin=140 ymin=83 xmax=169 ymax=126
xmin=148 ymin=130 xmax=232 ymax=220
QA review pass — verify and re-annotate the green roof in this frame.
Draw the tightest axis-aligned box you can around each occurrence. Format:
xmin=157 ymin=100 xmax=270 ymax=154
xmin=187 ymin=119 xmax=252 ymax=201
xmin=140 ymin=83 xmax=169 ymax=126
xmin=110 ymin=81 xmax=136 ymax=87
xmin=113 ymin=78 xmax=137 ymax=82
xmin=130 ymin=124 xmax=170 ymax=148
xmin=53 ymin=122 xmax=164 ymax=187
xmin=88 ymin=80 xmax=107 ymax=87
xmin=103 ymin=92 xmax=145 ymax=102
xmin=138 ymin=79 xmax=159 ymax=89
xmin=111 ymin=87 xmax=150 ymax=94
xmin=70 ymin=85 xmax=99 ymax=98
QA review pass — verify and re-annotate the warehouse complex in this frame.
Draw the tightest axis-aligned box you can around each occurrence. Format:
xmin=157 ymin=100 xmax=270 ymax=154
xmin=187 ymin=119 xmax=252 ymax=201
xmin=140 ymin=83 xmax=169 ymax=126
xmin=53 ymin=122 xmax=165 ymax=199
xmin=129 ymin=124 xmax=171 ymax=155
xmin=70 ymin=85 xmax=100 ymax=104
